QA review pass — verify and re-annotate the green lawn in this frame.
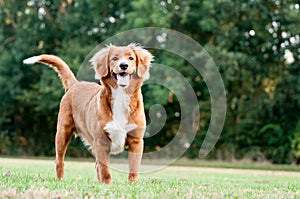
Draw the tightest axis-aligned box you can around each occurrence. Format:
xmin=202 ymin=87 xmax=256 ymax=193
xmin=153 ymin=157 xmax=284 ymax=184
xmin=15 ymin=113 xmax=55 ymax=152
xmin=0 ymin=157 xmax=299 ymax=198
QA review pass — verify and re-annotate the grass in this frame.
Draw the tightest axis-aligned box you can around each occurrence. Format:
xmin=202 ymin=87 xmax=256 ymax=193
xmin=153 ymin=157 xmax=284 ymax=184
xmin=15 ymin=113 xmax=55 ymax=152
xmin=0 ymin=157 xmax=300 ymax=198
xmin=171 ymin=158 xmax=300 ymax=172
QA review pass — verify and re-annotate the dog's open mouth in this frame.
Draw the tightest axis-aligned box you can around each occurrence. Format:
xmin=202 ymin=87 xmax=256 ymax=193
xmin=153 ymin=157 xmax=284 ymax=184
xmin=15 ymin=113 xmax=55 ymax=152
xmin=113 ymin=72 xmax=132 ymax=87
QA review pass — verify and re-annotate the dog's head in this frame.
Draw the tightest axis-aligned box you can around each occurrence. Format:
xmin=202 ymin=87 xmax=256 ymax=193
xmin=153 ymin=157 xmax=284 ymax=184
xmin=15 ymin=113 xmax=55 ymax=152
xmin=90 ymin=43 xmax=153 ymax=89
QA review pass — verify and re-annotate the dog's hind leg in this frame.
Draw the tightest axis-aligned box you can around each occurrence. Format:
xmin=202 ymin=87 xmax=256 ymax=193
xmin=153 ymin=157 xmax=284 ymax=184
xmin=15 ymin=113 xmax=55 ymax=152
xmin=55 ymin=99 xmax=74 ymax=180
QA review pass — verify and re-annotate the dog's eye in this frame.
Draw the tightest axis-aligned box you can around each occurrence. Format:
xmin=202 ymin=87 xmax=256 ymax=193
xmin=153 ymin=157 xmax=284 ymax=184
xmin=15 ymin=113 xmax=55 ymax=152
xmin=112 ymin=57 xmax=118 ymax=61
xmin=129 ymin=57 xmax=134 ymax=60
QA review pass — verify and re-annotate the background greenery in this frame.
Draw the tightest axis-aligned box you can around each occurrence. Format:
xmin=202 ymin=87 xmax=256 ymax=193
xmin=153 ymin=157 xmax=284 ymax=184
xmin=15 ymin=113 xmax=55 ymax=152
xmin=1 ymin=0 xmax=300 ymax=164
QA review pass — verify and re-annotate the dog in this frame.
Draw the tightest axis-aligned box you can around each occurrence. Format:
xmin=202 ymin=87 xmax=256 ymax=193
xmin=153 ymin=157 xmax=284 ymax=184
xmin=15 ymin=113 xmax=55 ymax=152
xmin=23 ymin=43 xmax=153 ymax=184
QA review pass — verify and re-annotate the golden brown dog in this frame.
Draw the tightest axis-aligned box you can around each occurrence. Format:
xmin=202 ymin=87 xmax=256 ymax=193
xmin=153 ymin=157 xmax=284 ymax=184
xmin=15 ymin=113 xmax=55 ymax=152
xmin=23 ymin=44 xmax=153 ymax=184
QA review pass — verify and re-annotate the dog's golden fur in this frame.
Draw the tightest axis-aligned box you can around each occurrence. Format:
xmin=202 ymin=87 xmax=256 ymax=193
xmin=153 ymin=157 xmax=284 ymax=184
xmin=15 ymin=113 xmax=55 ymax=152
xmin=23 ymin=44 xmax=153 ymax=184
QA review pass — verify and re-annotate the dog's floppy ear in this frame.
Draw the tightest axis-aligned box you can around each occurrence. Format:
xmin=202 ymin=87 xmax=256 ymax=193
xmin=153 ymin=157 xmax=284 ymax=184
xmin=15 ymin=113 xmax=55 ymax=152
xmin=129 ymin=43 xmax=154 ymax=80
xmin=90 ymin=45 xmax=113 ymax=78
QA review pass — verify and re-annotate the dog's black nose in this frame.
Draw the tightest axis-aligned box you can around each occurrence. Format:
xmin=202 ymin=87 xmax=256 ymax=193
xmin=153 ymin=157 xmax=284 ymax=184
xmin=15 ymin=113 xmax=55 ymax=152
xmin=119 ymin=62 xmax=128 ymax=70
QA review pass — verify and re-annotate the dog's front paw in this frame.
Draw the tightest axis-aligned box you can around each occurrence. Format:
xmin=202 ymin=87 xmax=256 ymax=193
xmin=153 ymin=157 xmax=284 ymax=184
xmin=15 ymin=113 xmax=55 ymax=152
xmin=101 ymin=174 xmax=112 ymax=185
xmin=128 ymin=173 xmax=139 ymax=183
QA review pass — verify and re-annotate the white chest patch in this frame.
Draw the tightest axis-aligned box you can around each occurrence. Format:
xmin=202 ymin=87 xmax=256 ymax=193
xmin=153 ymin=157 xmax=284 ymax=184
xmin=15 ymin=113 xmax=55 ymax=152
xmin=104 ymin=87 xmax=137 ymax=154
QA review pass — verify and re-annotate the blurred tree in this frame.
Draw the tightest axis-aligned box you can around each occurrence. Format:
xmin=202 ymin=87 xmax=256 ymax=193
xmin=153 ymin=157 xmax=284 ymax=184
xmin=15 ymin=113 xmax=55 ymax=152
xmin=178 ymin=0 xmax=300 ymax=163
xmin=291 ymin=120 xmax=300 ymax=164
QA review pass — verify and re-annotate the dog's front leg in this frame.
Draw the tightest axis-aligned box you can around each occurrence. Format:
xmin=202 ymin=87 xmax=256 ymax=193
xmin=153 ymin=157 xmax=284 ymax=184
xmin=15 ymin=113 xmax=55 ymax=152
xmin=126 ymin=130 xmax=144 ymax=182
xmin=93 ymin=137 xmax=112 ymax=184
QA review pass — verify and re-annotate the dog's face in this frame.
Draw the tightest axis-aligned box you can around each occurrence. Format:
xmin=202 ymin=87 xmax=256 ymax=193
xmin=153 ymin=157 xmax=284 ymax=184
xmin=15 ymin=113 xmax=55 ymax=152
xmin=90 ymin=44 xmax=153 ymax=88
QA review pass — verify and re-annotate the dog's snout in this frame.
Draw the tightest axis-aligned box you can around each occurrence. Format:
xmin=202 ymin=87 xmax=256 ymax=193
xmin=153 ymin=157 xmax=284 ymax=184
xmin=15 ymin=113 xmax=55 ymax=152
xmin=119 ymin=62 xmax=128 ymax=70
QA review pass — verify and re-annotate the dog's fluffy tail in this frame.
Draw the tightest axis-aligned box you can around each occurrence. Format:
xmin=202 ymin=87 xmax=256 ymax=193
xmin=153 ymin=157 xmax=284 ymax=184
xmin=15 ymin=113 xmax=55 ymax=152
xmin=23 ymin=54 xmax=77 ymax=90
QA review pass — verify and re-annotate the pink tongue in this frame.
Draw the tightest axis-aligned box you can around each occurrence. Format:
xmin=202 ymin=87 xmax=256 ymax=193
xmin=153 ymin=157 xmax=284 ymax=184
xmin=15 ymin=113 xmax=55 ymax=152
xmin=117 ymin=74 xmax=130 ymax=86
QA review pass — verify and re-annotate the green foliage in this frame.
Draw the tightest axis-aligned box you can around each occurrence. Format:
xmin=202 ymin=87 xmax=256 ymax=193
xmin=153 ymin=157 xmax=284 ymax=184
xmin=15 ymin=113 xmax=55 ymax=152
xmin=1 ymin=0 xmax=300 ymax=164
xmin=291 ymin=121 xmax=300 ymax=164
